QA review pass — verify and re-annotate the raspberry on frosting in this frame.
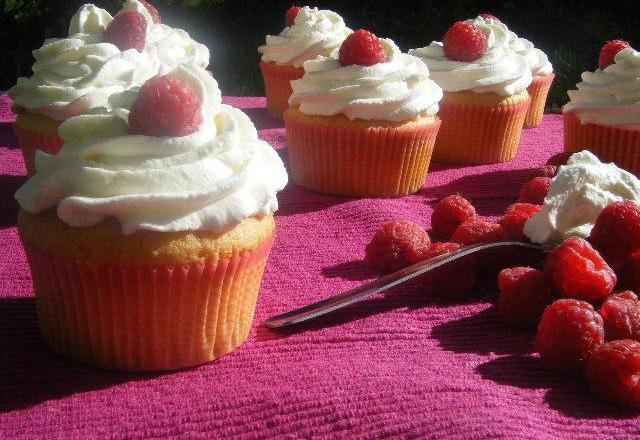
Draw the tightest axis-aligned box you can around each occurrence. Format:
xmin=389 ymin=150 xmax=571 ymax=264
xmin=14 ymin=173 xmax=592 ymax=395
xmin=339 ymin=29 xmax=386 ymax=67
xmin=599 ymin=40 xmax=630 ymax=70
xmin=105 ymin=11 xmax=148 ymax=52
xmin=129 ymin=75 xmax=203 ymax=137
xmin=443 ymin=21 xmax=487 ymax=62
xmin=285 ymin=5 xmax=303 ymax=27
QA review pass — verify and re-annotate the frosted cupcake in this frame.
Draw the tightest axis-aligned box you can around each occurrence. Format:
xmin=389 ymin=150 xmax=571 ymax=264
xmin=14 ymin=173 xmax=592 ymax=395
xmin=474 ymin=14 xmax=554 ymax=127
xmin=9 ymin=1 xmax=209 ymax=174
xmin=258 ymin=6 xmax=351 ymax=120
xmin=285 ymin=30 xmax=442 ymax=197
xmin=15 ymin=64 xmax=287 ymax=371
xmin=563 ymin=41 xmax=640 ymax=176
xmin=409 ymin=20 xmax=532 ymax=164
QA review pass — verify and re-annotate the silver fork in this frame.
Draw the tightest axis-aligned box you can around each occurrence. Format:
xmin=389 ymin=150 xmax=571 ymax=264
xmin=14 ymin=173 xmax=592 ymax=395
xmin=264 ymin=241 xmax=549 ymax=329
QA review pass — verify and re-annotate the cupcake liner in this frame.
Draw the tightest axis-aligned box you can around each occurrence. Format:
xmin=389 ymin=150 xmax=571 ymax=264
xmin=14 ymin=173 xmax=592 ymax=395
xmin=564 ymin=111 xmax=640 ymax=176
xmin=432 ymin=94 xmax=530 ymax=165
xmin=524 ymin=73 xmax=555 ymax=128
xmin=14 ymin=112 xmax=64 ymax=175
xmin=24 ymin=238 xmax=274 ymax=372
xmin=284 ymin=109 xmax=440 ymax=197
xmin=260 ymin=61 xmax=304 ymax=120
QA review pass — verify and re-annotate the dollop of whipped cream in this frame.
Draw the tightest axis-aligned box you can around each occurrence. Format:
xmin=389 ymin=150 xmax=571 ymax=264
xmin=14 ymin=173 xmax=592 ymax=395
xmin=563 ymin=47 xmax=640 ymax=128
xmin=9 ymin=1 xmax=209 ymax=121
xmin=408 ymin=19 xmax=533 ymax=96
xmin=258 ymin=6 xmax=351 ymax=68
xmin=289 ymin=39 xmax=442 ymax=121
xmin=523 ymin=150 xmax=640 ymax=245
xmin=15 ymin=64 xmax=288 ymax=235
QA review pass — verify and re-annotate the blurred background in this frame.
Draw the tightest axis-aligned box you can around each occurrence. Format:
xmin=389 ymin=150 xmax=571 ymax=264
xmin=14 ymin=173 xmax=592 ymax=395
xmin=1 ymin=0 xmax=638 ymax=111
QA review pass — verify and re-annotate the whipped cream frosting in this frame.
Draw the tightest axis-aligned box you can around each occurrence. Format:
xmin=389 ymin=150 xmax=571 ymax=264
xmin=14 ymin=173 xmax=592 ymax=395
xmin=15 ymin=64 xmax=288 ymax=235
xmin=563 ymin=47 xmax=640 ymax=129
xmin=289 ymin=39 xmax=442 ymax=121
xmin=408 ymin=20 xmax=533 ymax=96
xmin=258 ymin=6 xmax=351 ymax=68
xmin=10 ymin=1 xmax=209 ymax=121
xmin=524 ymin=150 xmax=640 ymax=245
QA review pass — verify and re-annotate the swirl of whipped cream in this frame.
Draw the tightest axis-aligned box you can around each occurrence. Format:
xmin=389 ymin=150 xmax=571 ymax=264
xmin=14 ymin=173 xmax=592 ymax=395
xmin=408 ymin=20 xmax=532 ymax=96
xmin=563 ymin=47 xmax=640 ymax=128
xmin=15 ymin=65 xmax=288 ymax=235
xmin=289 ymin=39 xmax=442 ymax=121
xmin=258 ymin=6 xmax=351 ymax=68
xmin=68 ymin=3 xmax=112 ymax=35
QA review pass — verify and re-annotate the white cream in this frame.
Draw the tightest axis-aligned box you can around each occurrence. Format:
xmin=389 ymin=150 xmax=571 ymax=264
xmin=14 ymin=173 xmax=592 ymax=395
xmin=524 ymin=150 xmax=640 ymax=245
xmin=563 ymin=47 xmax=640 ymax=129
xmin=15 ymin=64 xmax=288 ymax=235
xmin=258 ymin=6 xmax=351 ymax=68
xmin=289 ymin=39 xmax=442 ymax=121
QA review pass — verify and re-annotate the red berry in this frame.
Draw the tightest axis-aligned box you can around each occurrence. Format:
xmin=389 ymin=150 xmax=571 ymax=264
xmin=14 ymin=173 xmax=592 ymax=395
xmin=105 ymin=11 xmax=147 ymax=52
xmin=599 ymin=40 xmax=630 ymax=70
xmin=499 ymin=203 xmax=542 ymax=242
xmin=619 ymin=250 xmax=640 ymax=292
xmin=140 ymin=0 xmax=161 ymax=23
xmin=498 ymin=267 xmax=558 ymax=329
xmin=365 ymin=220 xmax=431 ymax=273
xmin=285 ymin=5 xmax=302 ymax=27
xmin=339 ymin=29 xmax=386 ymax=67
xmin=451 ymin=218 xmax=504 ymax=246
xmin=535 ymin=299 xmax=605 ymax=373
xmin=478 ymin=13 xmax=500 ymax=21
xmin=431 ymin=194 xmax=477 ymax=239
xmin=534 ymin=165 xmax=557 ymax=178
xmin=518 ymin=177 xmax=551 ymax=205
xmin=589 ymin=201 xmax=640 ymax=270
xmin=443 ymin=21 xmax=487 ymax=62
xmin=420 ymin=242 xmax=477 ymax=299
xmin=544 ymin=237 xmax=617 ymax=302
xmin=586 ymin=339 xmax=640 ymax=407
xmin=129 ymin=75 xmax=203 ymax=137
xmin=601 ymin=292 xmax=640 ymax=341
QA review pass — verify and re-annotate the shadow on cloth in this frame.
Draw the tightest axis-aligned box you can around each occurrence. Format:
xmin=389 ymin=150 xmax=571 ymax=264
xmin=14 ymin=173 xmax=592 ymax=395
xmin=0 ymin=122 xmax=17 ymax=148
xmin=276 ymin=180 xmax=350 ymax=217
xmin=0 ymin=297 xmax=160 ymax=412
xmin=0 ymin=174 xmax=26 ymax=228
xmin=320 ymin=259 xmax=375 ymax=282
xmin=242 ymin=107 xmax=283 ymax=131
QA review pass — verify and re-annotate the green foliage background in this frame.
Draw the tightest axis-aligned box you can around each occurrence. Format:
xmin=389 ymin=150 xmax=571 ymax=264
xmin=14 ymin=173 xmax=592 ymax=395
xmin=1 ymin=0 xmax=638 ymax=111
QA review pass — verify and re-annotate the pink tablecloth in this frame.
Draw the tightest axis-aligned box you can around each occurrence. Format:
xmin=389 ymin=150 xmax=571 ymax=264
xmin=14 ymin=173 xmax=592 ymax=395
xmin=1 ymin=95 xmax=638 ymax=439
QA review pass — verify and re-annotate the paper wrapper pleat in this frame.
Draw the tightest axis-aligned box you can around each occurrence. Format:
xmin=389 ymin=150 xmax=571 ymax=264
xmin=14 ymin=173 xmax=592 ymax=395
xmin=260 ymin=61 xmax=304 ymax=120
xmin=14 ymin=112 xmax=64 ymax=175
xmin=524 ymin=73 xmax=555 ymax=128
xmin=24 ymin=238 xmax=274 ymax=372
xmin=284 ymin=110 xmax=441 ymax=197
xmin=432 ymin=95 xmax=530 ymax=165
xmin=564 ymin=111 xmax=640 ymax=176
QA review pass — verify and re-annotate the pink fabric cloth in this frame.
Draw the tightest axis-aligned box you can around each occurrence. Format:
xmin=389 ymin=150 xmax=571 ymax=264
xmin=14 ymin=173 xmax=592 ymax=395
xmin=1 ymin=96 xmax=638 ymax=439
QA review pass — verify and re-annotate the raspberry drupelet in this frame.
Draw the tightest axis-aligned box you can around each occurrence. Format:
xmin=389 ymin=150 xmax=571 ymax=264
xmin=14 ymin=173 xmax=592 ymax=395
xmin=518 ymin=177 xmax=551 ymax=205
xmin=586 ymin=339 xmax=640 ymax=407
xmin=499 ymin=203 xmax=541 ymax=242
xmin=589 ymin=200 xmax=640 ymax=270
xmin=339 ymin=30 xmax=386 ymax=67
xmin=364 ymin=220 xmax=431 ymax=273
xmin=601 ymin=291 xmax=640 ymax=341
xmin=431 ymin=195 xmax=477 ymax=240
xmin=443 ymin=22 xmax=487 ymax=62
xmin=498 ymin=267 xmax=558 ymax=329
xmin=451 ymin=218 xmax=504 ymax=246
xmin=106 ymin=11 xmax=148 ymax=52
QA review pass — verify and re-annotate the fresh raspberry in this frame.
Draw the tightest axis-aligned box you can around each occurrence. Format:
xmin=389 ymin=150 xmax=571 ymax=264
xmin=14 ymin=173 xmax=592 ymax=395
xmin=499 ymin=203 xmax=542 ymax=242
xmin=420 ymin=242 xmax=477 ymax=299
xmin=619 ymin=250 xmax=640 ymax=292
xmin=339 ymin=29 xmax=386 ymax=67
xmin=546 ymin=151 xmax=572 ymax=166
xmin=544 ymin=237 xmax=617 ymax=302
xmin=365 ymin=220 xmax=431 ymax=273
xmin=586 ymin=339 xmax=640 ymax=407
xmin=534 ymin=165 xmax=557 ymax=178
xmin=129 ymin=75 xmax=203 ymax=137
xmin=498 ymin=267 xmax=558 ymax=329
xmin=599 ymin=40 xmax=630 ymax=70
xmin=285 ymin=5 xmax=302 ymax=27
xmin=105 ymin=11 xmax=147 ymax=52
xmin=431 ymin=194 xmax=477 ymax=239
xmin=478 ymin=13 xmax=500 ymax=21
xmin=140 ymin=0 xmax=161 ymax=23
xmin=443 ymin=21 xmax=487 ymax=62
xmin=601 ymin=292 xmax=640 ymax=341
xmin=535 ymin=299 xmax=605 ymax=373
xmin=589 ymin=201 xmax=640 ymax=270
xmin=518 ymin=177 xmax=551 ymax=205
xmin=451 ymin=218 xmax=504 ymax=246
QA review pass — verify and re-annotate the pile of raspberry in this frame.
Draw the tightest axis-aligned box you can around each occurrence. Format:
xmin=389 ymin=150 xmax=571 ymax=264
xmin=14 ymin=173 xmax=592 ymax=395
xmin=364 ymin=162 xmax=640 ymax=408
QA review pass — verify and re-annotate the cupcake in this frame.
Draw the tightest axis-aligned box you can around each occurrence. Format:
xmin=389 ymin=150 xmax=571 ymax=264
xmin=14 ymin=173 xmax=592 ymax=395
xmin=14 ymin=65 xmax=288 ymax=371
xmin=409 ymin=20 xmax=532 ymax=164
xmin=9 ymin=1 xmax=209 ymax=175
xmin=474 ymin=15 xmax=554 ymax=127
xmin=563 ymin=41 xmax=640 ymax=176
xmin=285 ymin=30 xmax=442 ymax=197
xmin=258 ymin=6 xmax=351 ymax=120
